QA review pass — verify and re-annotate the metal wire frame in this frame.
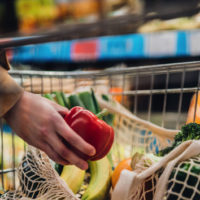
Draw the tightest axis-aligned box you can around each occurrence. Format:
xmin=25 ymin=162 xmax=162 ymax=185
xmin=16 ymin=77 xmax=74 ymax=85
xmin=8 ymin=60 xmax=200 ymax=76
xmin=1 ymin=60 xmax=200 ymax=191
xmin=8 ymin=60 xmax=200 ymax=126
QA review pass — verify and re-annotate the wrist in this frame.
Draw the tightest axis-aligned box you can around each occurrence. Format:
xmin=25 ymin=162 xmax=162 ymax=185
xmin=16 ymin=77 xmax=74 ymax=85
xmin=0 ymin=67 xmax=24 ymax=118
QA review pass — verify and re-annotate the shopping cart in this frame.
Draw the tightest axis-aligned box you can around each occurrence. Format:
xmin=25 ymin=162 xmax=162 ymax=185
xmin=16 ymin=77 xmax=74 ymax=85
xmin=1 ymin=61 xmax=200 ymax=194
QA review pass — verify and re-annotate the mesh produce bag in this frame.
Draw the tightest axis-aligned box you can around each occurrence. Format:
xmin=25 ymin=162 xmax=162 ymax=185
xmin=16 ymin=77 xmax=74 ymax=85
xmin=165 ymin=154 xmax=200 ymax=199
xmin=96 ymin=97 xmax=200 ymax=200
xmin=111 ymin=140 xmax=200 ymax=200
xmin=1 ymin=146 xmax=78 ymax=200
xmin=97 ymin=97 xmax=178 ymax=155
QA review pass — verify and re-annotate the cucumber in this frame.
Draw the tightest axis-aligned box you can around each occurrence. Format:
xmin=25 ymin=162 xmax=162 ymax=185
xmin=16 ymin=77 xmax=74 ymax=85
xmin=78 ymin=91 xmax=96 ymax=114
xmin=68 ymin=94 xmax=85 ymax=109
xmin=43 ymin=93 xmax=54 ymax=101
xmin=91 ymin=89 xmax=101 ymax=114
xmin=60 ymin=92 xmax=70 ymax=109
xmin=53 ymin=91 xmax=65 ymax=107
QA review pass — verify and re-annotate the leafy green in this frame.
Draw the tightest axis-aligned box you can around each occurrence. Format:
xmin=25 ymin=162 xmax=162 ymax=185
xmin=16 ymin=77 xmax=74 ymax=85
xmin=158 ymin=123 xmax=200 ymax=156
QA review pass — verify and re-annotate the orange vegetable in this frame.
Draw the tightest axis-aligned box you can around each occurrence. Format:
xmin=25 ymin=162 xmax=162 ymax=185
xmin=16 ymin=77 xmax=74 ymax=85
xmin=186 ymin=92 xmax=200 ymax=124
xmin=111 ymin=158 xmax=132 ymax=189
xmin=109 ymin=87 xmax=123 ymax=103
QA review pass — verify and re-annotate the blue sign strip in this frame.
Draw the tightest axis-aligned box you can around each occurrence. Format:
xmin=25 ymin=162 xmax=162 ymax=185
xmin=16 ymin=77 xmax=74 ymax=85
xmin=176 ymin=31 xmax=187 ymax=56
xmin=99 ymin=34 xmax=144 ymax=60
xmin=11 ymin=29 xmax=200 ymax=64
xmin=12 ymin=41 xmax=71 ymax=63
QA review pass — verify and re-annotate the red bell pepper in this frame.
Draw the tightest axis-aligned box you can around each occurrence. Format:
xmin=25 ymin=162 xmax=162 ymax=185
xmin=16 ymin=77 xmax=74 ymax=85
xmin=64 ymin=106 xmax=114 ymax=161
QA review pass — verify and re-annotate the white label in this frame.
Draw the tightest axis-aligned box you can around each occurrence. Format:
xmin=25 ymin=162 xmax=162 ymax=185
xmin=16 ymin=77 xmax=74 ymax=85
xmin=145 ymin=32 xmax=177 ymax=57
xmin=189 ymin=31 xmax=200 ymax=56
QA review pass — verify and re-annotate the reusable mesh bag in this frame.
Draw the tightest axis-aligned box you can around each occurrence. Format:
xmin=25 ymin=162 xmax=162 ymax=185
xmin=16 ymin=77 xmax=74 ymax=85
xmin=97 ymin=97 xmax=178 ymax=158
xmin=165 ymin=154 xmax=200 ymax=200
xmin=111 ymin=140 xmax=200 ymax=200
xmin=96 ymin=97 xmax=200 ymax=200
xmin=1 ymin=146 xmax=78 ymax=200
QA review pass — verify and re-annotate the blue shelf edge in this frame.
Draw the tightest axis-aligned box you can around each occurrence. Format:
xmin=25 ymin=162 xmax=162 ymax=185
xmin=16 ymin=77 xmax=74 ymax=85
xmin=10 ymin=29 xmax=200 ymax=63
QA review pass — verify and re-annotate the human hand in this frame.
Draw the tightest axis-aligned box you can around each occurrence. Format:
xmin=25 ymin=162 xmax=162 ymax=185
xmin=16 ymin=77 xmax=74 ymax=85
xmin=4 ymin=91 xmax=96 ymax=170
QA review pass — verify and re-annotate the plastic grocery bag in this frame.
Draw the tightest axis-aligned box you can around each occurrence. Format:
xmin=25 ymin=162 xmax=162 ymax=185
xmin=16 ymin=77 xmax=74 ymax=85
xmin=1 ymin=146 xmax=78 ymax=200
xmin=112 ymin=140 xmax=200 ymax=200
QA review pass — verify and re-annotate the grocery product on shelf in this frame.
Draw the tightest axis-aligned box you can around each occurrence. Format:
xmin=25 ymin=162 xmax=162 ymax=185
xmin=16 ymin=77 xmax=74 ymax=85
xmin=102 ymin=0 xmax=143 ymax=17
xmin=65 ymin=0 xmax=100 ymax=21
xmin=138 ymin=13 xmax=200 ymax=33
xmin=15 ymin=0 xmax=59 ymax=33
xmin=15 ymin=0 xmax=101 ymax=34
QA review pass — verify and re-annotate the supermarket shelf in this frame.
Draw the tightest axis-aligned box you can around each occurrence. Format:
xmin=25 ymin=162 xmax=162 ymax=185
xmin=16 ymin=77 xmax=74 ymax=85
xmin=9 ymin=29 xmax=200 ymax=64
xmin=0 ymin=5 xmax=200 ymax=49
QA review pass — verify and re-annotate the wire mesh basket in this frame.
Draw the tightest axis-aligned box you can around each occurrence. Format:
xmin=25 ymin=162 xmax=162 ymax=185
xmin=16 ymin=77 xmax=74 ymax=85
xmin=1 ymin=61 xmax=200 ymax=196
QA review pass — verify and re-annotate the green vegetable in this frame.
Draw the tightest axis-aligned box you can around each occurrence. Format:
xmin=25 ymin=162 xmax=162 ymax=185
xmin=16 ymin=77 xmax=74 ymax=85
xmin=91 ymin=89 xmax=101 ymax=113
xmin=60 ymin=92 xmax=70 ymax=109
xmin=78 ymin=91 xmax=97 ymax=114
xmin=101 ymin=94 xmax=110 ymax=102
xmin=53 ymin=91 xmax=65 ymax=107
xmin=158 ymin=123 xmax=200 ymax=156
xmin=106 ymin=150 xmax=114 ymax=169
xmin=174 ymin=123 xmax=200 ymax=142
xmin=100 ymin=94 xmax=115 ymax=126
xmin=43 ymin=93 xmax=54 ymax=101
xmin=55 ymin=163 xmax=63 ymax=175
xmin=103 ymin=114 xmax=115 ymax=126
xmin=157 ymin=123 xmax=200 ymax=199
xmin=68 ymin=94 xmax=85 ymax=109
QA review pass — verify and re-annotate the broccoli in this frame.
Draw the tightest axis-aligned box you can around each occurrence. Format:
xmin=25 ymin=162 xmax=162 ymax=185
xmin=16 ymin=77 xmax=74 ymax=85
xmin=157 ymin=123 xmax=200 ymax=199
xmin=158 ymin=123 xmax=200 ymax=156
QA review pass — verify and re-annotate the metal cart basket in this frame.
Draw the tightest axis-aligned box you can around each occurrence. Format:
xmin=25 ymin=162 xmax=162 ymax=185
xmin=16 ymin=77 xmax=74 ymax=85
xmin=1 ymin=61 xmax=200 ymax=193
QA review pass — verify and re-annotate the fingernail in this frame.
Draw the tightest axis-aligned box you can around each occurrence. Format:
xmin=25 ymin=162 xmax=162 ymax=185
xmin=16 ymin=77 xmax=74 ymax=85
xmin=90 ymin=148 xmax=96 ymax=156
xmin=79 ymin=162 xmax=88 ymax=170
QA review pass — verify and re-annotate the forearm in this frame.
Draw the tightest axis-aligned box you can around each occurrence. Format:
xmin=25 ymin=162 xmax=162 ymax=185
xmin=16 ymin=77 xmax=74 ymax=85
xmin=0 ymin=66 xmax=23 ymax=117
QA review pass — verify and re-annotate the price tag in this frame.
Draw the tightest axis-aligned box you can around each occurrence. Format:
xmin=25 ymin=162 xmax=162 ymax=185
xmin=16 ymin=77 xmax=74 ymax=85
xmin=145 ymin=32 xmax=177 ymax=57
xmin=71 ymin=40 xmax=98 ymax=61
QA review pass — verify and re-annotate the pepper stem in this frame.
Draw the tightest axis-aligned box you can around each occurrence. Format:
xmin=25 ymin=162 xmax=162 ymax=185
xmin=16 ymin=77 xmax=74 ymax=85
xmin=96 ymin=109 xmax=109 ymax=119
